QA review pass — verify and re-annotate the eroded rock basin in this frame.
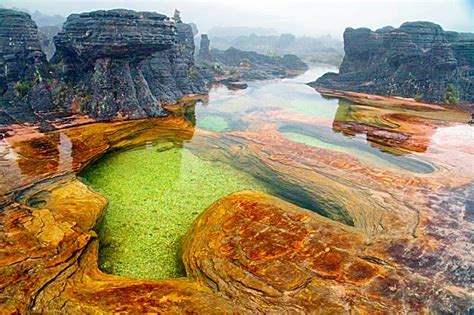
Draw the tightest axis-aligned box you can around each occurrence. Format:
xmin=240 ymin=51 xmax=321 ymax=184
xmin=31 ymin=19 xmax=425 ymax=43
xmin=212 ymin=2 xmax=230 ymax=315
xmin=82 ymin=145 xmax=272 ymax=279
xmin=1 ymin=66 xmax=473 ymax=313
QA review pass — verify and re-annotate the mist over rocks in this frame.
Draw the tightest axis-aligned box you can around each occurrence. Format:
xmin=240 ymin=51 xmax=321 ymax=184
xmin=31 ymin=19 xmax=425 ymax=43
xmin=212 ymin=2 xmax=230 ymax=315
xmin=311 ymin=21 xmax=474 ymax=104
xmin=38 ymin=25 xmax=60 ymax=60
xmin=197 ymin=35 xmax=309 ymax=82
xmin=207 ymin=30 xmax=344 ymax=66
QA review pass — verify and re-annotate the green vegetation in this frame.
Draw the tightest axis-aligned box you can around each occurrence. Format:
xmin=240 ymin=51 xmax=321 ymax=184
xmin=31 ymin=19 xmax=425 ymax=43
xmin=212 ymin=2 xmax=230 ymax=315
xmin=14 ymin=80 xmax=31 ymax=98
xmin=444 ymin=83 xmax=459 ymax=104
xmin=82 ymin=145 xmax=270 ymax=279
xmin=210 ymin=62 xmax=224 ymax=75
xmin=187 ymin=66 xmax=198 ymax=79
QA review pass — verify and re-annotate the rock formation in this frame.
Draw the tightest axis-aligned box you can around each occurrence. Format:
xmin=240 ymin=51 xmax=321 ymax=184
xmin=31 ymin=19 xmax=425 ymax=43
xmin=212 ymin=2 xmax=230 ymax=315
xmin=198 ymin=34 xmax=211 ymax=60
xmin=0 ymin=8 xmax=209 ymax=125
xmin=0 ymin=99 xmax=472 ymax=312
xmin=52 ymin=9 xmax=177 ymax=120
xmin=0 ymin=9 xmax=54 ymax=125
xmin=140 ymin=18 xmax=207 ymax=103
xmin=311 ymin=21 xmax=474 ymax=104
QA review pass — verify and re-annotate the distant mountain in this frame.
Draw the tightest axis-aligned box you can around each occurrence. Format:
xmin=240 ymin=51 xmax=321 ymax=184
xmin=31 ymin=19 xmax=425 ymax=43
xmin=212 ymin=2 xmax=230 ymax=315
xmin=31 ymin=10 xmax=65 ymax=27
xmin=0 ymin=5 xmax=65 ymax=26
xmin=208 ymin=33 xmax=344 ymax=66
xmin=38 ymin=25 xmax=61 ymax=60
xmin=208 ymin=26 xmax=279 ymax=38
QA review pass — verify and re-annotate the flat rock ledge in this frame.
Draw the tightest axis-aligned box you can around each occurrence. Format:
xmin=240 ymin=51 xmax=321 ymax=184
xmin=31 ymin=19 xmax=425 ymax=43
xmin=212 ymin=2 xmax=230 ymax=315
xmin=0 ymin=106 xmax=472 ymax=313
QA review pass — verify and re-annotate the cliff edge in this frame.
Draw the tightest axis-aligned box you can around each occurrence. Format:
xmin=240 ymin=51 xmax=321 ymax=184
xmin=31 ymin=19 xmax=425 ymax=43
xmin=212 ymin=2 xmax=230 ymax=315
xmin=310 ymin=21 xmax=473 ymax=104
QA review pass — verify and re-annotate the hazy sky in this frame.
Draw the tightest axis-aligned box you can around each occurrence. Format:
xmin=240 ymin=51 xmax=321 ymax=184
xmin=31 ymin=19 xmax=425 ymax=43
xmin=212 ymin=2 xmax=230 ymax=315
xmin=2 ymin=0 xmax=473 ymax=38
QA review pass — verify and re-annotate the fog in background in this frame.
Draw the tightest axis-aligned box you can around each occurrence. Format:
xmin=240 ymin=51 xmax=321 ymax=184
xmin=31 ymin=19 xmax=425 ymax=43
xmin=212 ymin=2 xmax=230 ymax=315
xmin=1 ymin=0 xmax=473 ymax=38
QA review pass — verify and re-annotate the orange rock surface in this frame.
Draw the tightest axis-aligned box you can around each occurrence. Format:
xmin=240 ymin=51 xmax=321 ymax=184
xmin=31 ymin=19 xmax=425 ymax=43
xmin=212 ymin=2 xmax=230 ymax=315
xmin=0 ymin=91 xmax=472 ymax=313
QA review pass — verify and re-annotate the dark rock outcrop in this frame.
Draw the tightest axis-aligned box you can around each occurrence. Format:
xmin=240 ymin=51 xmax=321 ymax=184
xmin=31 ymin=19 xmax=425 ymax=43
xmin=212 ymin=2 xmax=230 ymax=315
xmin=311 ymin=22 xmax=474 ymax=104
xmin=198 ymin=34 xmax=211 ymax=60
xmin=140 ymin=20 xmax=207 ymax=103
xmin=0 ymin=8 xmax=210 ymax=125
xmin=0 ymin=9 xmax=54 ymax=125
xmin=54 ymin=10 xmax=175 ymax=60
xmin=52 ymin=9 xmax=177 ymax=120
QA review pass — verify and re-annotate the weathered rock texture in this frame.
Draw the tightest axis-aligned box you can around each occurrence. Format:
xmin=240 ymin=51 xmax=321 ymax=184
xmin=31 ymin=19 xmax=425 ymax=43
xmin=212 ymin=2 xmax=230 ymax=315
xmin=183 ymin=191 xmax=473 ymax=313
xmin=52 ymin=9 xmax=177 ymax=120
xmin=0 ymin=9 xmax=209 ymax=125
xmin=0 ymin=9 xmax=54 ymax=124
xmin=0 ymin=177 xmax=244 ymax=313
xmin=311 ymin=22 xmax=474 ymax=104
xmin=140 ymin=21 xmax=208 ymax=103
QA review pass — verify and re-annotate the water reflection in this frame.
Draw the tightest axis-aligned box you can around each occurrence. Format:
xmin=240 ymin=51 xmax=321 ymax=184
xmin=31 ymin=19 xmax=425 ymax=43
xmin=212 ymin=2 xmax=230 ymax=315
xmin=188 ymin=65 xmax=445 ymax=171
xmin=1 ymin=65 xmax=470 ymax=199
xmin=0 ymin=117 xmax=196 ymax=197
xmin=279 ymin=123 xmax=436 ymax=174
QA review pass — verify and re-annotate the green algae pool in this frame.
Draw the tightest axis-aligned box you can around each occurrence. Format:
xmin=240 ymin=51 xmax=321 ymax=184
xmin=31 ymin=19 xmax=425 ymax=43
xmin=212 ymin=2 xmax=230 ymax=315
xmin=81 ymin=143 xmax=271 ymax=280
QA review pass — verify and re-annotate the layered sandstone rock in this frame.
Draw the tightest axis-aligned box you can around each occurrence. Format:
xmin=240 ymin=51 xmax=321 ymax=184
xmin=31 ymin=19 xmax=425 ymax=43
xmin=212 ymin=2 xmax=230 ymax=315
xmin=0 ymin=9 xmax=53 ymax=125
xmin=140 ymin=20 xmax=208 ymax=103
xmin=0 ymin=8 xmax=209 ymax=125
xmin=311 ymin=22 xmax=474 ymax=104
xmin=52 ymin=9 xmax=177 ymax=120
xmin=0 ymin=100 xmax=472 ymax=313
xmin=0 ymin=178 xmax=243 ymax=313
xmin=53 ymin=10 xmax=175 ymax=60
